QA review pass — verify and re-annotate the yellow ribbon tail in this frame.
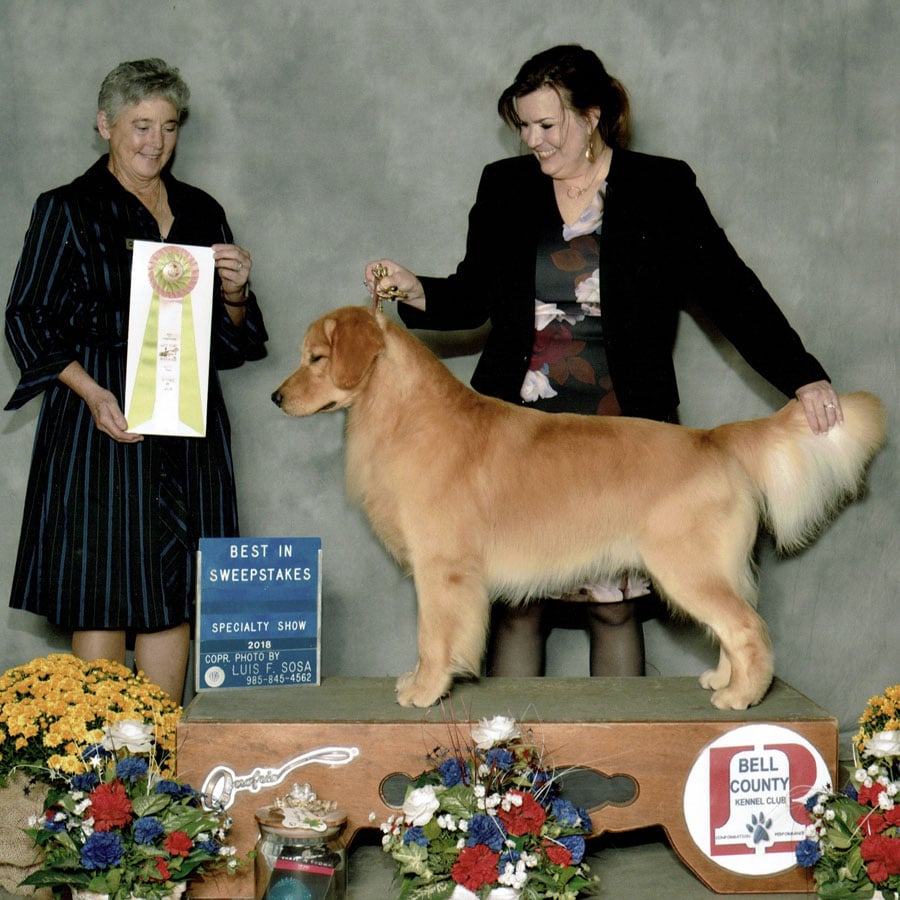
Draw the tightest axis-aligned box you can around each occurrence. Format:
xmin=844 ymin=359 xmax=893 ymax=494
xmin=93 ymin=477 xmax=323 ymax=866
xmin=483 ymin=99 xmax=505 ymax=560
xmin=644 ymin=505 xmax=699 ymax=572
xmin=178 ymin=293 xmax=205 ymax=434
xmin=126 ymin=291 xmax=161 ymax=430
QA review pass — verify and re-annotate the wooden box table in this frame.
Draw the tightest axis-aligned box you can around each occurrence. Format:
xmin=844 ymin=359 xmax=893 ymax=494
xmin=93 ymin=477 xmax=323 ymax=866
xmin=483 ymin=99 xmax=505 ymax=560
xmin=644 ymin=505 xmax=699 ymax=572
xmin=177 ymin=676 xmax=834 ymax=896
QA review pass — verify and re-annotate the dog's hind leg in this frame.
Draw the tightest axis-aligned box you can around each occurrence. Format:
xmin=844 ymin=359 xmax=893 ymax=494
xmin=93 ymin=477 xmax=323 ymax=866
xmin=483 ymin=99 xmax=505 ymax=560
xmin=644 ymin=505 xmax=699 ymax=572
xmin=652 ymin=562 xmax=772 ymax=710
xmin=395 ymin=558 xmax=490 ymax=708
xmin=641 ymin=500 xmax=772 ymax=709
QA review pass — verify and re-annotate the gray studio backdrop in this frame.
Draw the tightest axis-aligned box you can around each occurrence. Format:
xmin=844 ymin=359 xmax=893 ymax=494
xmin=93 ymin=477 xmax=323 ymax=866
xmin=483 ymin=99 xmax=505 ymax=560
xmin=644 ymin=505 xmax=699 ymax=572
xmin=1 ymin=1 xmax=896 ymax=749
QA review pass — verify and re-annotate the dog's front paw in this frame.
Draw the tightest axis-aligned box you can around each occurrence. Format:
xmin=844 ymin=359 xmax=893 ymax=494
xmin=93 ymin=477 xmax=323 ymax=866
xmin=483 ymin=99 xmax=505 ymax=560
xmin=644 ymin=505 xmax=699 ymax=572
xmin=394 ymin=671 xmax=446 ymax=708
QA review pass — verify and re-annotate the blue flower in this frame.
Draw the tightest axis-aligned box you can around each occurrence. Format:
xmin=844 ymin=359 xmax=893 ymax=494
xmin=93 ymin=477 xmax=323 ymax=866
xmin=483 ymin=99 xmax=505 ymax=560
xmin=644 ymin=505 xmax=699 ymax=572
xmin=155 ymin=779 xmax=181 ymax=796
xmin=551 ymin=798 xmax=582 ymax=827
xmin=466 ymin=814 xmax=506 ymax=851
xmin=844 ymin=784 xmax=858 ymax=801
xmin=43 ymin=812 xmax=67 ymax=833
xmin=795 ymin=838 xmax=822 ymax=868
xmin=133 ymin=816 xmax=165 ymax=844
xmin=116 ymin=756 xmax=149 ymax=783
xmin=72 ymin=772 xmax=100 ymax=792
xmin=529 ymin=768 xmax=552 ymax=793
xmin=197 ymin=839 xmax=221 ymax=855
xmin=576 ymin=806 xmax=592 ymax=832
xmin=81 ymin=743 xmax=111 ymax=762
xmin=80 ymin=831 xmax=124 ymax=870
xmin=499 ymin=847 xmax=521 ymax=869
xmin=402 ymin=826 xmax=429 ymax=847
xmin=485 ymin=748 xmax=514 ymax=771
xmin=155 ymin=779 xmax=197 ymax=802
xmin=557 ymin=834 xmax=586 ymax=864
xmin=439 ymin=757 xmax=468 ymax=788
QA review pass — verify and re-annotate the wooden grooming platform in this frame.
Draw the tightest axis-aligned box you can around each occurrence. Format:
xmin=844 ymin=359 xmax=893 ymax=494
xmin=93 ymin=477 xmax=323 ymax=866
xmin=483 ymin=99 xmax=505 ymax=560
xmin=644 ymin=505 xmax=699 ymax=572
xmin=177 ymin=676 xmax=833 ymax=896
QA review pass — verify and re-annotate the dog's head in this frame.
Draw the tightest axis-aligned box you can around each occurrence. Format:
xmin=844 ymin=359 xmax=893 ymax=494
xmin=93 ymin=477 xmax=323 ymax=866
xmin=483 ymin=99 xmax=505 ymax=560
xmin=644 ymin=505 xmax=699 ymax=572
xmin=272 ymin=305 xmax=386 ymax=416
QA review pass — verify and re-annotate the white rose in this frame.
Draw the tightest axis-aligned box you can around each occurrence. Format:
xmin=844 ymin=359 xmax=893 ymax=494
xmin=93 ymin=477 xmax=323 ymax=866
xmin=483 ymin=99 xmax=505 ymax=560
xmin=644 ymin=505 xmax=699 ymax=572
xmin=865 ymin=730 xmax=900 ymax=759
xmin=575 ymin=268 xmax=601 ymax=311
xmin=470 ymin=716 xmax=520 ymax=750
xmin=101 ymin=720 xmax=154 ymax=753
xmin=520 ymin=369 xmax=558 ymax=403
xmin=403 ymin=785 xmax=440 ymax=826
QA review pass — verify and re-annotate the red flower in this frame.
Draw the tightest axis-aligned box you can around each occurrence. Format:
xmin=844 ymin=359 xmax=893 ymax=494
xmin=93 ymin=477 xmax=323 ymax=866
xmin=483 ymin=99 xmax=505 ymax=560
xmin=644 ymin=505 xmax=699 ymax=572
xmin=155 ymin=858 xmax=171 ymax=880
xmin=498 ymin=791 xmax=547 ymax=836
xmin=163 ymin=830 xmax=193 ymax=857
xmin=857 ymin=782 xmax=885 ymax=807
xmin=859 ymin=811 xmax=887 ymax=835
xmin=543 ymin=839 xmax=573 ymax=867
xmin=861 ymin=834 xmax=900 ymax=884
xmin=451 ymin=843 xmax=500 ymax=892
xmin=89 ymin=780 xmax=133 ymax=831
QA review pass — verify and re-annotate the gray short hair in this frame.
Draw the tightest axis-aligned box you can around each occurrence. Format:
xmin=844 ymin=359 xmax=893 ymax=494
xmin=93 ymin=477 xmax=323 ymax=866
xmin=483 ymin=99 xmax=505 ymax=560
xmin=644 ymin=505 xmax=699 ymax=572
xmin=98 ymin=58 xmax=190 ymax=125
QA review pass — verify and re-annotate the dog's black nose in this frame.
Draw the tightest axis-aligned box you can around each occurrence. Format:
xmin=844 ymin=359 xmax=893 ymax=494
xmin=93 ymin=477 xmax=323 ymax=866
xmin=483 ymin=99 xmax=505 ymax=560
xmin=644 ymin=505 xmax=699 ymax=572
xmin=271 ymin=390 xmax=283 ymax=408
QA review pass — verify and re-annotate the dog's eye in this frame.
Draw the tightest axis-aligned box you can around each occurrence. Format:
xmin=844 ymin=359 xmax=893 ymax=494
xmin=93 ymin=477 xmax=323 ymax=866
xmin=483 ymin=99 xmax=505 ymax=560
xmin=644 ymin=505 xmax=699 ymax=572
xmin=309 ymin=353 xmax=325 ymax=364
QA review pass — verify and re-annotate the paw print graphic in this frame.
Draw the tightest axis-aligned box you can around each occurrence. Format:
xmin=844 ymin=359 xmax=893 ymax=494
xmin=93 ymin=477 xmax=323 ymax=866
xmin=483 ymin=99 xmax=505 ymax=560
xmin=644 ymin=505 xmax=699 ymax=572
xmin=747 ymin=812 xmax=773 ymax=844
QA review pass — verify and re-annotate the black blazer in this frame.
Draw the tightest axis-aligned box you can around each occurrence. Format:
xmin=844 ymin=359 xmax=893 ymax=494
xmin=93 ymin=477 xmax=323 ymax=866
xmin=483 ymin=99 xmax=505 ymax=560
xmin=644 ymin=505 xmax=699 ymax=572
xmin=400 ymin=150 xmax=828 ymax=421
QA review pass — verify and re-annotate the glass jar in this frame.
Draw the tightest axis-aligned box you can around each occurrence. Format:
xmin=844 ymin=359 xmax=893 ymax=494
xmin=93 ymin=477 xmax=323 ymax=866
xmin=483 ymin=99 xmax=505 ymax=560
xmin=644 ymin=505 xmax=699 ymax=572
xmin=254 ymin=786 xmax=347 ymax=900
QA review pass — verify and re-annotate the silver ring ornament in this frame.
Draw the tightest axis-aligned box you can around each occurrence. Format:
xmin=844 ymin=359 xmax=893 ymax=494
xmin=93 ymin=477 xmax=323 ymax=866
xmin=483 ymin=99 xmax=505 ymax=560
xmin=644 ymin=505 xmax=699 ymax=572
xmin=199 ymin=745 xmax=360 ymax=811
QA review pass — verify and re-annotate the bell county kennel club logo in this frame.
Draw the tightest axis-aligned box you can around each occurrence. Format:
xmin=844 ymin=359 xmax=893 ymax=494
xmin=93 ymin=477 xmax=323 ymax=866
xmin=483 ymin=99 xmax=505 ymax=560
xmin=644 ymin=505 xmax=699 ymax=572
xmin=684 ymin=724 xmax=831 ymax=876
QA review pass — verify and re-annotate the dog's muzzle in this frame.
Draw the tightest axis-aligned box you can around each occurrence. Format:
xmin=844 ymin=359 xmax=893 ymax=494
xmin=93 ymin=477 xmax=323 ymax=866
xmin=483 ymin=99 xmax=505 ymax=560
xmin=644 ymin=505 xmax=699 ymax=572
xmin=271 ymin=390 xmax=337 ymax=414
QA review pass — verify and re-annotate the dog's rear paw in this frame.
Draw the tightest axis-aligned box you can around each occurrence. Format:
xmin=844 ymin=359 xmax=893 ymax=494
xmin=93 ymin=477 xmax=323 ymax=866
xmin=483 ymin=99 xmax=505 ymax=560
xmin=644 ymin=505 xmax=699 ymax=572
xmin=394 ymin=671 xmax=446 ymax=708
xmin=710 ymin=688 xmax=751 ymax=711
xmin=709 ymin=683 xmax=769 ymax=711
xmin=699 ymin=667 xmax=730 ymax=691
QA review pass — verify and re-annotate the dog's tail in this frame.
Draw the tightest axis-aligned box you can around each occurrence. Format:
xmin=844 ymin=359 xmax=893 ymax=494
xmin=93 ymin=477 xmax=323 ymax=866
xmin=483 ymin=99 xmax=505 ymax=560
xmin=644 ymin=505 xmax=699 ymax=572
xmin=713 ymin=391 xmax=886 ymax=553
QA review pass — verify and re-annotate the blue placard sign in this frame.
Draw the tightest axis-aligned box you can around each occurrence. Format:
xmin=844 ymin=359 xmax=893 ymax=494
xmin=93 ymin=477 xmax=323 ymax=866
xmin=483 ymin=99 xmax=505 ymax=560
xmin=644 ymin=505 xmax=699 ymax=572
xmin=195 ymin=537 xmax=322 ymax=690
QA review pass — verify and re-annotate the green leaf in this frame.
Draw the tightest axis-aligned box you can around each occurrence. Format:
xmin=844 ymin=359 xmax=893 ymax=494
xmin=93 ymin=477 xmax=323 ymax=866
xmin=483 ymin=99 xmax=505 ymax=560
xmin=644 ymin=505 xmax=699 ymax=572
xmin=161 ymin=805 xmax=220 ymax=837
xmin=404 ymin=880 xmax=455 ymax=900
xmin=132 ymin=791 xmax=171 ymax=818
xmin=392 ymin=841 xmax=430 ymax=876
xmin=19 ymin=869 xmax=85 ymax=889
xmin=816 ymin=884 xmax=875 ymax=899
xmin=437 ymin=784 xmax=475 ymax=818
xmin=829 ymin=831 xmax=855 ymax=850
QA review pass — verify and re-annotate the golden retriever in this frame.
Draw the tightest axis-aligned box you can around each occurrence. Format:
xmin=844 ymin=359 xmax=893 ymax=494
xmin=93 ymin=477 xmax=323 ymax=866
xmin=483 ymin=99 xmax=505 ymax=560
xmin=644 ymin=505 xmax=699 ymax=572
xmin=273 ymin=305 xmax=885 ymax=710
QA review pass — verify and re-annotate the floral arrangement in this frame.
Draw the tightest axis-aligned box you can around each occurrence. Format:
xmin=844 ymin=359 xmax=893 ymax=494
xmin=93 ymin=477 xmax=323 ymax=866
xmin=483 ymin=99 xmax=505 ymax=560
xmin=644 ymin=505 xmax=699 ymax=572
xmin=20 ymin=720 xmax=239 ymax=900
xmin=380 ymin=715 xmax=598 ymax=899
xmin=0 ymin=654 xmax=180 ymax=784
xmin=795 ymin=685 xmax=900 ymax=899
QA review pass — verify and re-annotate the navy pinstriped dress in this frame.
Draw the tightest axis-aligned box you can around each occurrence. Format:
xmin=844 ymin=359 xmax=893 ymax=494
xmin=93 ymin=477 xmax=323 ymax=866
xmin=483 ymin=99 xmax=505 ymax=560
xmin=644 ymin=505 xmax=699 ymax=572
xmin=4 ymin=156 xmax=268 ymax=631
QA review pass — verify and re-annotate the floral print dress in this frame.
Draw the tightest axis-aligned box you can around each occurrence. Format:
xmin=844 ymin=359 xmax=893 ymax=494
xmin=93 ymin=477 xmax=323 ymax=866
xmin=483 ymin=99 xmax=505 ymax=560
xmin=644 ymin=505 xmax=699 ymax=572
xmin=520 ymin=187 xmax=650 ymax=603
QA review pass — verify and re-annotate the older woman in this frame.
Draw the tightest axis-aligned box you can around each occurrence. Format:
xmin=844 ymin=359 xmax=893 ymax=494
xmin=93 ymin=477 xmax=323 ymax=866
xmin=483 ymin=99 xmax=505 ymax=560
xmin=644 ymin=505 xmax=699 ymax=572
xmin=366 ymin=44 xmax=842 ymax=680
xmin=5 ymin=58 xmax=267 ymax=702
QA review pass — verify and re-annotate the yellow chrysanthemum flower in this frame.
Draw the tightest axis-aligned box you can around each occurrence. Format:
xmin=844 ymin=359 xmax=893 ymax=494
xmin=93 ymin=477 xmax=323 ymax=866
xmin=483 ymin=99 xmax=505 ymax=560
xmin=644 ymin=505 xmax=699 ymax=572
xmin=853 ymin=683 xmax=900 ymax=757
xmin=0 ymin=654 xmax=182 ymax=783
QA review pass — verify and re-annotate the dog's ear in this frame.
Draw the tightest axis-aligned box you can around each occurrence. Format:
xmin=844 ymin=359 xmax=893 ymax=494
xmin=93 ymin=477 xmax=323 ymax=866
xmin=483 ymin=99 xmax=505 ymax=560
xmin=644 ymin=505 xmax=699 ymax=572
xmin=328 ymin=310 xmax=385 ymax=390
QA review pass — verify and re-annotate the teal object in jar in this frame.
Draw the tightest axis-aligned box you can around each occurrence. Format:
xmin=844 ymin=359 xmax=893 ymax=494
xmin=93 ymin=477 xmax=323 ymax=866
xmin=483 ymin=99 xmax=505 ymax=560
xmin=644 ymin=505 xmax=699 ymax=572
xmin=254 ymin=786 xmax=347 ymax=900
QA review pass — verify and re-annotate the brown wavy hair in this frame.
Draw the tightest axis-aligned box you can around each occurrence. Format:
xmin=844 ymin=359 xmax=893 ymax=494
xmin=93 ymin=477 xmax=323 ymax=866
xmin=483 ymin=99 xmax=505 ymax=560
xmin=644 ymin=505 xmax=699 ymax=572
xmin=497 ymin=44 xmax=631 ymax=149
